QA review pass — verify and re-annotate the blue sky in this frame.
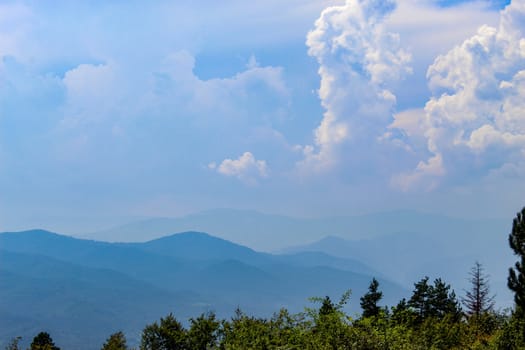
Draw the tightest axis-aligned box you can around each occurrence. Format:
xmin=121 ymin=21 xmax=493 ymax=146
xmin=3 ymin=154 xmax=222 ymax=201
xmin=1 ymin=0 xmax=524 ymax=232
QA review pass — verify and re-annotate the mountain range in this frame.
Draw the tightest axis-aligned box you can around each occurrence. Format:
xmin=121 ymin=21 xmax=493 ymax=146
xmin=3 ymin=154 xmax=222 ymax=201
xmin=0 ymin=229 xmax=404 ymax=350
xmin=82 ymin=208 xmax=515 ymax=307
xmin=82 ymin=209 xmax=510 ymax=252
xmin=0 ymin=209 xmax=516 ymax=349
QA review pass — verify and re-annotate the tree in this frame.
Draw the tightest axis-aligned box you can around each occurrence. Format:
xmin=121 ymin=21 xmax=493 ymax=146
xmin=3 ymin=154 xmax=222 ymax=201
xmin=309 ymin=291 xmax=353 ymax=350
xmin=30 ymin=332 xmax=60 ymax=350
xmin=187 ymin=312 xmax=220 ymax=350
xmin=221 ymin=308 xmax=272 ymax=349
xmin=319 ymin=296 xmax=336 ymax=317
xmin=408 ymin=277 xmax=461 ymax=322
xmin=140 ymin=313 xmax=187 ymax=350
xmin=360 ymin=278 xmax=383 ymax=318
xmin=408 ymin=276 xmax=431 ymax=320
xmin=508 ymin=206 xmax=525 ymax=315
xmin=462 ymin=261 xmax=495 ymax=318
xmin=430 ymin=278 xmax=461 ymax=320
xmin=101 ymin=331 xmax=128 ymax=350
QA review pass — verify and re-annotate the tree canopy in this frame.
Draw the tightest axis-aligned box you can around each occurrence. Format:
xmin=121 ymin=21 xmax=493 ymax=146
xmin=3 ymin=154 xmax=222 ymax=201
xmin=508 ymin=206 xmax=525 ymax=314
xmin=360 ymin=278 xmax=383 ymax=318
xmin=30 ymin=332 xmax=60 ymax=350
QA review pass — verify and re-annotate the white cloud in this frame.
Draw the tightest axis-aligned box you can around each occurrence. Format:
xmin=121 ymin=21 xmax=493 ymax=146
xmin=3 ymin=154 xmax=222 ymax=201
xmin=49 ymin=51 xmax=290 ymax=163
xmin=390 ymin=0 xmax=525 ymax=189
xmin=140 ymin=51 xmax=289 ymax=126
xmin=386 ymin=0 xmax=500 ymax=62
xmin=298 ymin=0 xmax=412 ymax=173
xmin=62 ymin=63 xmax=119 ymax=126
xmin=212 ymin=152 xmax=269 ymax=185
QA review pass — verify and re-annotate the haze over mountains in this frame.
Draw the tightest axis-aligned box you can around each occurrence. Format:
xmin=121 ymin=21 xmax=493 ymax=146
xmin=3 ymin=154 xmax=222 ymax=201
xmin=0 ymin=228 xmax=403 ymax=349
xmin=83 ymin=208 xmax=513 ymax=303
xmin=83 ymin=208 xmax=509 ymax=251
xmin=0 ymin=209 xmax=515 ymax=349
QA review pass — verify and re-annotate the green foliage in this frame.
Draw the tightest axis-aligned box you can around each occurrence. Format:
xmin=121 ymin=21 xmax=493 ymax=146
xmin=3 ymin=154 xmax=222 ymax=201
xmin=319 ymin=296 xmax=336 ymax=317
xmin=21 ymin=284 xmax=522 ymax=349
xmin=220 ymin=308 xmax=273 ymax=350
xmin=508 ymin=207 xmax=525 ymax=316
xmin=187 ymin=312 xmax=221 ymax=350
xmin=101 ymin=331 xmax=128 ymax=350
xmin=494 ymin=311 xmax=525 ymax=349
xmin=30 ymin=332 xmax=60 ymax=350
xmin=140 ymin=313 xmax=186 ymax=350
xmin=408 ymin=277 xmax=461 ymax=323
xmin=360 ymin=278 xmax=383 ymax=318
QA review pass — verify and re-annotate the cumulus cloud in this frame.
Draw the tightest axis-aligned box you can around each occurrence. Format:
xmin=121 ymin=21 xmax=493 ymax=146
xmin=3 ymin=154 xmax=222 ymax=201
xmin=61 ymin=63 xmax=120 ymax=126
xmin=46 ymin=50 xmax=289 ymax=165
xmin=390 ymin=0 xmax=525 ymax=189
xmin=210 ymin=152 xmax=269 ymax=185
xmin=156 ymin=51 xmax=288 ymax=118
xmin=299 ymin=0 xmax=411 ymax=172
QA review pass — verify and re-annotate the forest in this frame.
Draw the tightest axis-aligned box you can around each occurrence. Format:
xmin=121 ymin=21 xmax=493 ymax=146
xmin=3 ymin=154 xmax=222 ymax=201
xmin=6 ymin=207 xmax=525 ymax=350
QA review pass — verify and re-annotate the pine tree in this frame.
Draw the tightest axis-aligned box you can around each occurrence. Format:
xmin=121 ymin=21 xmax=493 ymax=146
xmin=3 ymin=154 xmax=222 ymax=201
xmin=319 ymin=296 xmax=336 ymax=316
xmin=101 ymin=331 xmax=128 ymax=350
xmin=508 ymin=207 xmax=525 ymax=315
xmin=430 ymin=278 xmax=461 ymax=319
xmin=408 ymin=277 xmax=461 ymax=322
xmin=408 ymin=276 xmax=431 ymax=320
xmin=462 ymin=261 xmax=495 ymax=318
xmin=360 ymin=278 xmax=383 ymax=318
xmin=30 ymin=332 xmax=60 ymax=350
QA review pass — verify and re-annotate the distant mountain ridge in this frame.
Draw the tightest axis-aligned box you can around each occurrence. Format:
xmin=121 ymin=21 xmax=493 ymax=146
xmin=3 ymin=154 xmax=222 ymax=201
xmin=82 ymin=208 xmax=509 ymax=252
xmin=1 ymin=209 xmax=515 ymax=349
xmin=283 ymin=231 xmax=515 ymax=311
xmin=0 ymin=229 xmax=402 ymax=350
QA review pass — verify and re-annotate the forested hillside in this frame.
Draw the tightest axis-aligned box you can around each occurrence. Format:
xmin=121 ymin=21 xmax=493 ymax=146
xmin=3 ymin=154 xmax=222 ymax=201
xmin=2 ymin=208 xmax=524 ymax=349
xmin=10 ymin=273 xmax=525 ymax=350
xmin=0 ymin=230 xmax=403 ymax=349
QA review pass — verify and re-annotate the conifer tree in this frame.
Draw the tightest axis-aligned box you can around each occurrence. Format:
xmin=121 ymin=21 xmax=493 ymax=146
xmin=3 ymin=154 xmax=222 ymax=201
xmin=462 ymin=261 xmax=495 ymax=318
xmin=319 ymin=296 xmax=336 ymax=316
xmin=508 ymin=207 xmax=525 ymax=315
xmin=408 ymin=277 xmax=461 ymax=321
xmin=30 ymin=332 xmax=60 ymax=350
xmin=101 ymin=331 xmax=128 ymax=350
xmin=408 ymin=276 xmax=431 ymax=320
xmin=360 ymin=278 xmax=383 ymax=318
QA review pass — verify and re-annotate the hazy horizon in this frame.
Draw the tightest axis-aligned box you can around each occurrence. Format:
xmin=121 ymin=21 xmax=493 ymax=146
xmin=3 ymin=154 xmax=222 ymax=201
xmin=0 ymin=206 xmax=514 ymax=240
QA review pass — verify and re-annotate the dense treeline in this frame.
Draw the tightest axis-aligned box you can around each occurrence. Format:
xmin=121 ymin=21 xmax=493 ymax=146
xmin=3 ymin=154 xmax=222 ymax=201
xmin=8 ymin=284 xmax=522 ymax=350
xmin=5 ymin=207 xmax=525 ymax=349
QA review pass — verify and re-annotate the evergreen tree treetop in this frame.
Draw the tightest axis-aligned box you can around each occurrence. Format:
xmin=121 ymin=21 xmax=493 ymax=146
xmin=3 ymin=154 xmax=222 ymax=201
xmin=508 ymin=206 xmax=525 ymax=314
xmin=360 ymin=278 xmax=383 ymax=318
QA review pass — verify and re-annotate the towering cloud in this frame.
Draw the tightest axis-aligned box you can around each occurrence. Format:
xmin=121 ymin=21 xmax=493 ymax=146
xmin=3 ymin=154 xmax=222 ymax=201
xmin=391 ymin=0 xmax=525 ymax=189
xmin=301 ymin=0 xmax=411 ymax=172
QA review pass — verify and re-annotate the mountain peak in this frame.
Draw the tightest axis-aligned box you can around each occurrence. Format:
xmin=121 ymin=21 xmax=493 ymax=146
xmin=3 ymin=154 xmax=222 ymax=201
xmin=145 ymin=230 xmax=214 ymax=243
xmin=138 ymin=230 xmax=266 ymax=262
xmin=1 ymin=229 xmax=58 ymax=236
xmin=317 ymin=235 xmax=348 ymax=244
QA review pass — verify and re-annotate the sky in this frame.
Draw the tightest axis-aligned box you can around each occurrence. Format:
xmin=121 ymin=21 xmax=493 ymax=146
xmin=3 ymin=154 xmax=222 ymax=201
xmin=0 ymin=0 xmax=524 ymax=233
